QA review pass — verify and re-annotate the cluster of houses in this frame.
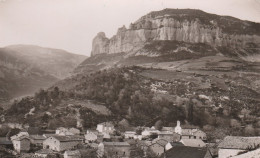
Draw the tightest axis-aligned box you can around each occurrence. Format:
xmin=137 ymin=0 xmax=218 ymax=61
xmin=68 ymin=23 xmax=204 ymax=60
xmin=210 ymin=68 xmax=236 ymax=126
xmin=0 ymin=121 xmax=260 ymax=158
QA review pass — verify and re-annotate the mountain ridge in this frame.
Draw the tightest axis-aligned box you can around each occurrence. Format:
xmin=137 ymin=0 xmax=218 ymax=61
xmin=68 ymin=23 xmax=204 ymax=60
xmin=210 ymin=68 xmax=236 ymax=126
xmin=91 ymin=8 xmax=260 ymax=58
xmin=0 ymin=45 xmax=87 ymax=104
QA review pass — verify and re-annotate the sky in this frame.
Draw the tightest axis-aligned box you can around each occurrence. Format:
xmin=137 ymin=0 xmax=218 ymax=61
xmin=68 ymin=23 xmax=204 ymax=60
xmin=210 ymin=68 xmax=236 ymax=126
xmin=0 ymin=0 xmax=260 ymax=56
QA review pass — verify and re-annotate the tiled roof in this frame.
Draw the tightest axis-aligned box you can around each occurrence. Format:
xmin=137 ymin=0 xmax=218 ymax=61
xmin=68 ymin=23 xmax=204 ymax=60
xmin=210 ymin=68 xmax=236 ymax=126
xmin=12 ymin=135 xmax=30 ymax=141
xmin=50 ymin=135 xmax=83 ymax=142
xmin=169 ymin=142 xmax=184 ymax=147
xmin=161 ymin=127 xmax=175 ymax=132
xmin=30 ymin=135 xmax=46 ymax=140
xmin=98 ymin=122 xmax=114 ymax=127
xmin=218 ymin=136 xmax=260 ymax=150
xmin=163 ymin=146 xmax=208 ymax=158
xmin=103 ymin=142 xmax=130 ymax=146
xmin=152 ymin=138 xmax=168 ymax=146
xmin=181 ymin=139 xmax=206 ymax=147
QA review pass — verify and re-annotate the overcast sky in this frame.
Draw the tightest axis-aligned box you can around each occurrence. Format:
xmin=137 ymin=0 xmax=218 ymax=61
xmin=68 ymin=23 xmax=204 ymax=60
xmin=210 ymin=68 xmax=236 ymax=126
xmin=0 ymin=0 xmax=260 ymax=56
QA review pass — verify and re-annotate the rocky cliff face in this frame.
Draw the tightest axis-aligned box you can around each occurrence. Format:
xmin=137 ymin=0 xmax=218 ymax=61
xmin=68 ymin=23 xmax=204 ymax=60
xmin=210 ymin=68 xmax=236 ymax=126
xmin=91 ymin=9 xmax=260 ymax=56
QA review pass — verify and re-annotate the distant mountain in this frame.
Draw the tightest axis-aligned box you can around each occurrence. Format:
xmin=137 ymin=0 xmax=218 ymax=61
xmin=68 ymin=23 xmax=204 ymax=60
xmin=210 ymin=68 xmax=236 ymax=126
xmin=0 ymin=45 xmax=87 ymax=103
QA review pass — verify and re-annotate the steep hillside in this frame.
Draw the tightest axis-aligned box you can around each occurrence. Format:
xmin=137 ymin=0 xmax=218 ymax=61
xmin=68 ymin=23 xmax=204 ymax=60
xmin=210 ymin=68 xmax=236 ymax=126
xmin=0 ymin=45 xmax=87 ymax=104
xmin=4 ymin=63 xmax=260 ymax=139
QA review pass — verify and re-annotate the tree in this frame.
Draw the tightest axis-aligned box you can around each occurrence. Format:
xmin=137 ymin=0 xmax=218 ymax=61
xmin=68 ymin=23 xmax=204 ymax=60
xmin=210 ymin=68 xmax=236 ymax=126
xmin=245 ymin=124 xmax=255 ymax=136
xmin=230 ymin=119 xmax=241 ymax=128
xmin=154 ymin=120 xmax=163 ymax=130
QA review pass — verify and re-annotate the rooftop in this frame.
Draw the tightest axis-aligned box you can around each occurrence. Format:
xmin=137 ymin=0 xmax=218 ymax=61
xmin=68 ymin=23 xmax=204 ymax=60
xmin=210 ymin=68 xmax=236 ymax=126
xmin=163 ymin=146 xmax=209 ymax=158
xmin=218 ymin=136 xmax=260 ymax=150
xmin=30 ymin=135 xmax=46 ymax=140
xmin=181 ymin=139 xmax=206 ymax=147
xmin=65 ymin=150 xmax=81 ymax=156
xmin=103 ymin=142 xmax=130 ymax=146
xmin=49 ymin=135 xmax=83 ymax=142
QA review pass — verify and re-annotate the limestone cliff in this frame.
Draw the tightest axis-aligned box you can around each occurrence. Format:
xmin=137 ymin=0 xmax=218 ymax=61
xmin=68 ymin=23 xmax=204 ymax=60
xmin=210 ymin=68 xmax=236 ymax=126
xmin=91 ymin=9 xmax=260 ymax=56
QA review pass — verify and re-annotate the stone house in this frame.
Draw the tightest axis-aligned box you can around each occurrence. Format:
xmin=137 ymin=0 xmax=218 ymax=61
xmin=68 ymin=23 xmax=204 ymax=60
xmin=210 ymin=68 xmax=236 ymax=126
xmin=148 ymin=143 xmax=165 ymax=156
xmin=55 ymin=127 xmax=74 ymax=136
xmin=43 ymin=135 xmax=83 ymax=152
xmin=68 ymin=128 xmax=80 ymax=135
xmin=218 ymin=136 xmax=260 ymax=158
xmin=12 ymin=135 xmax=30 ymax=154
xmin=148 ymin=139 xmax=168 ymax=156
xmin=29 ymin=135 xmax=46 ymax=146
xmin=163 ymin=146 xmax=213 ymax=158
xmin=96 ymin=122 xmax=115 ymax=134
xmin=141 ymin=127 xmax=160 ymax=137
xmin=124 ymin=131 xmax=136 ymax=139
xmin=64 ymin=150 xmax=81 ymax=158
xmin=174 ymin=121 xmax=207 ymax=140
xmin=98 ymin=142 xmax=131 ymax=158
xmin=193 ymin=130 xmax=207 ymax=140
xmin=158 ymin=132 xmax=174 ymax=142
xmin=85 ymin=130 xmax=99 ymax=143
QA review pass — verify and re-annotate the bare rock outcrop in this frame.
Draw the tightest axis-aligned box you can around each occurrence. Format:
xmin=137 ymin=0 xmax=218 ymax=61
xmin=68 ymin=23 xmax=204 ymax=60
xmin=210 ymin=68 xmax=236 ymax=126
xmin=91 ymin=9 xmax=260 ymax=56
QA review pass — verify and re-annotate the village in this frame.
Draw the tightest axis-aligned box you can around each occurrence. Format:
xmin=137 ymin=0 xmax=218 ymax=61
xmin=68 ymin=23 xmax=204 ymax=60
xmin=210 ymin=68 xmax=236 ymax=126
xmin=0 ymin=120 xmax=260 ymax=158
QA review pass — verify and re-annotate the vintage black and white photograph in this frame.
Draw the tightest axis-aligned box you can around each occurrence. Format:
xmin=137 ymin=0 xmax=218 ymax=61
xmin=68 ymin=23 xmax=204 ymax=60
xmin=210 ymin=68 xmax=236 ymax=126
xmin=0 ymin=0 xmax=260 ymax=157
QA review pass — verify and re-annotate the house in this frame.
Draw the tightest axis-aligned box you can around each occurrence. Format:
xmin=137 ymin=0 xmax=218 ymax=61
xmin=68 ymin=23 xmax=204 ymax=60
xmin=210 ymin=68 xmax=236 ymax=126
xmin=133 ymin=135 xmax=143 ymax=140
xmin=0 ymin=137 xmax=13 ymax=149
xmin=34 ymin=149 xmax=54 ymax=158
xmin=162 ymin=146 xmax=212 ymax=158
xmin=98 ymin=142 xmax=131 ymax=158
xmin=193 ymin=130 xmax=207 ymax=140
xmin=12 ymin=135 xmax=30 ymax=153
xmin=68 ymin=128 xmax=80 ymax=135
xmin=96 ymin=122 xmax=115 ymax=134
xmin=161 ymin=127 xmax=175 ymax=133
xmin=165 ymin=142 xmax=184 ymax=151
xmin=218 ymin=136 xmax=260 ymax=158
xmin=180 ymin=139 xmax=206 ymax=147
xmin=158 ymin=131 xmax=174 ymax=142
xmin=29 ymin=135 xmax=46 ymax=146
xmin=55 ymin=127 xmax=74 ymax=136
xmin=124 ymin=131 xmax=136 ymax=139
xmin=64 ymin=150 xmax=81 ymax=158
xmin=43 ymin=135 xmax=83 ymax=152
xmin=141 ymin=127 xmax=160 ymax=137
xmin=148 ymin=138 xmax=168 ymax=156
xmin=148 ymin=142 xmax=166 ymax=156
xmin=85 ymin=130 xmax=99 ymax=143
xmin=174 ymin=121 xmax=206 ymax=140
